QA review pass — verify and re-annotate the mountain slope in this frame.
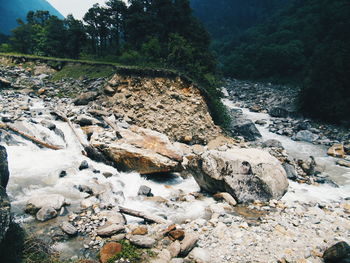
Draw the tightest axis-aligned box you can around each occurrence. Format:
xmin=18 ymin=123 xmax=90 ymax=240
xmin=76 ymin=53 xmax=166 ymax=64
xmin=0 ymin=0 xmax=63 ymax=35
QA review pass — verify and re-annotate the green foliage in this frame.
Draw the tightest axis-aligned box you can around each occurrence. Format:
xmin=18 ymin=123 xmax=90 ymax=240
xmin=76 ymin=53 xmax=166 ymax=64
xmin=52 ymin=64 xmax=115 ymax=81
xmin=105 ymin=240 xmax=143 ymax=263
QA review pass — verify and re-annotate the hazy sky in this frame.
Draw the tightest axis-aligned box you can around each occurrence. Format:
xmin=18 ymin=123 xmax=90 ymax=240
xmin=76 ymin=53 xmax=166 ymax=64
xmin=47 ymin=0 xmax=107 ymax=19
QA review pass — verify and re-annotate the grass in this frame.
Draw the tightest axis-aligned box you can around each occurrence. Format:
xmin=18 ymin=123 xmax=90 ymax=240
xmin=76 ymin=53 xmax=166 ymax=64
xmin=51 ymin=64 xmax=116 ymax=81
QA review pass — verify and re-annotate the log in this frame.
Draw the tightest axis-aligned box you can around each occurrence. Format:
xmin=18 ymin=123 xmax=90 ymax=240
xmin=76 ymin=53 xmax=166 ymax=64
xmin=0 ymin=122 xmax=63 ymax=150
xmin=119 ymin=206 xmax=170 ymax=224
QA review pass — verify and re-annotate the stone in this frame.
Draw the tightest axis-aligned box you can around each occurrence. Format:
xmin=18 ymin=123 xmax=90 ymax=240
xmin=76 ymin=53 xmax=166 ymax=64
xmin=151 ymin=249 xmax=172 ymax=263
xmin=255 ymin=119 xmax=267 ymax=126
xmin=129 ymin=235 xmax=156 ymax=248
xmin=76 ymin=115 xmax=96 ymax=127
xmin=104 ymin=212 xmax=126 ymax=225
xmin=99 ymin=242 xmax=122 ymax=263
xmin=169 ymin=229 xmax=185 ymax=240
xmin=282 ymin=163 xmax=298 ymax=180
xmin=91 ymin=126 xmax=184 ymax=174
xmin=213 ymin=192 xmax=237 ymax=206
xmin=323 ymin=242 xmax=350 ymax=263
xmin=61 ymin=222 xmax=78 ymax=236
xmin=168 ymin=240 xmax=181 ymax=257
xmin=79 ymin=160 xmax=89 ymax=170
xmin=97 ymin=224 xmax=125 ymax=237
xmin=131 ymin=226 xmax=148 ymax=235
xmin=187 ymin=149 xmax=289 ymax=203
xmin=37 ymin=88 xmax=46 ymax=95
xmin=262 ymin=139 xmax=283 ymax=149
xmin=36 ymin=205 xmax=58 ymax=222
xmin=74 ymin=92 xmax=98 ymax=106
xmin=337 ymin=160 xmax=350 ymax=168
xmin=327 ymin=144 xmax=345 ymax=158
xmin=293 ymin=130 xmax=319 ymax=143
xmin=170 ymin=259 xmax=184 ymax=263
xmin=0 ymin=186 xmax=11 ymax=243
xmin=269 ymin=107 xmax=292 ymax=118
xmin=25 ymin=194 xmax=65 ymax=214
xmin=188 ymin=247 xmax=211 ymax=263
xmin=0 ymin=146 xmax=9 ymax=189
xmin=180 ymin=233 xmax=198 ymax=257
xmin=138 ymin=185 xmax=153 ymax=197
xmin=228 ymin=118 xmax=262 ymax=141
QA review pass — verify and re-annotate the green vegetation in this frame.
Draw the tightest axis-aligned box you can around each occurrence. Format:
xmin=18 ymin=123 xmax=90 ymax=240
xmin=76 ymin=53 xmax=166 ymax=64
xmin=51 ymin=64 xmax=116 ymax=81
xmin=105 ymin=240 xmax=143 ymax=263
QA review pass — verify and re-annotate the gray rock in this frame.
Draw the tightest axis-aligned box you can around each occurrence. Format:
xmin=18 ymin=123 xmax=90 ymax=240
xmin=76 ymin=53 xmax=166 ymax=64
xmin=138 ymin=185 xmax=153 ymax=197
xmin=73 ymin=92 xmax=98 ymax=106
xmin=76 ymin=115 xmax=95 ymax=126
xmin=25 ymin=194 xmax=65 ymax=215
xmin=228 ymin=118 xmax=262 ymax=141
xmin=168 ymin=240 xmax=181 ymax=258
xmin=269 ymin=107 xmax=293 ymax=118
xmin=323 ymin=242 xmax=350 ymax=263
xmin=61 ymin=222 xmax=78 ymax=236
xmin=129 ymin=235 xmax=156 ymax=248
xmin=188 ymin=247 xmax=211 ymax=263
xmin=262 ymin=139 xmax=283 ymax=149
xmin=187 ymin=149 xmax=289 ymax=203
xmin=0 ymin=186 xmax=11 ymax=243
xmin=0 ymin=146 xmax=9 ymax=189
xmin=79 ymin=160 xmax=89 ymax=170
xmin=282 ymin=163 xmax=298 ymax=180
xmin=36 ymin=206 xmax=58 ymax=222
xmin=180 ymin=233 xmax=198 ymax=257
xmin=293 ymin=130 xmax=319 ymax=143
xmin=97 ymin=224 xmax=125 ymax=237
xmin=40 ymin=120 xmax=56 ymax=130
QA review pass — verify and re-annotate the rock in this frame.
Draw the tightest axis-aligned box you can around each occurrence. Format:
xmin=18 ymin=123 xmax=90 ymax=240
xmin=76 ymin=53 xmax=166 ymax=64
xmin=131 ymin=226 xmax=148 ymax=235
xmin=0 ymin=146 xmax=9 ymax=189
xmin=262 ymin=139 xmax=283 ymax=149
xmin=37 ymin=88 xmax=46 ymax=95
xmin=59 ymin=170 xmax=67 ymax=178
xmin=170 ymin=259 xmax=184 ymax=263
xmin=99 ymin=242 xmax=122 ymax=263
xmin=228 ymin=118 xmax=262 ymax=141
xmin=344 ymin=144 xmax=350 ymax=155
xmin=97 ymin=224 xmax=125 ymax=237
xmin=323 ymin=242 xmax=350 ymax=263
xmin=168 ymin=240 xmax=181 ymax=257
xmin=104 ymin=212 xmax=126 ymax=225
xmin=213 ymin=192 xmax=237 ymax=206
xmin=187 ymin=247 xmax=211 ymax=263
xmin=151 ymin=249 xmax=172 ymax=263
xmin=269 ymin=107 xmax=292 ymax=118
xmin=79 ymin=160 xmax=89 ymax=170
xmin=138 ymin=185 xmax=153 ymax=197
xmin=74 ymin=92 xmax=98 ymax=106
xmin=169 ymin=229 xmax=185 ymax=240
xmin=61 ymin=222 xmax=78 ymax=236
xmin=91 ymin=126 xmax=184 ymax=174
xmin=36 ymin=206 xmax=58 ymax=221
xmin=327 ymin=144 xmax=345 ymax=158
xmin=337 ymin=160 xmax=350 ymax=168
xmin=282 ymin=163 xmax=298 ymax=180
xmin=255 ymin=119 xmax=267 ymax=126
xmin=76 ymin=115 xmax=96 ymax=126
xmin=25 ymin=194 xmax=65 ymax=214
xmin=187 ymin=149 xmax=289 ymax=203
xmin=0 ymin=77 xmax=12 ymax=88
xmin=180 ymin=233 xmax=198 ymax=257
xmin=129 ymin=235 xmax=156 ymax=248
xmin=293 ymin=130 xmax=319 ymax=143
xmin=0 ymin=186 xmax=11 ymax=243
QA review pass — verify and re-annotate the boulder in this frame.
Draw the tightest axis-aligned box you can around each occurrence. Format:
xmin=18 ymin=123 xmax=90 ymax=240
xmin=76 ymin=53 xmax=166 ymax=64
xmin=187 ymin=247 xmax=211 ymax=263
xmin=25 ymin=194 xmax=65 ymax=214
xmin=91 ymin=126 xmax=184 ymax=175
xmin=293 ymin=130 xmax=319 ymax=143
xmin=0 ymin=186 xmax=11 ymax=243
xmin=228 ymin=118 xmax=262 ymax=141
xmin=327 ymin=144 xmax=345 ymax=158
xmin=262 ymin=139 xmax=283 ymax=149
xmin=36 ymin=205 xmax=57 ymax=222
xmin=73 ymin=92 xmax=98 ymax=106
xmin=269 ymin=107 xmax=291 ymax=118
xmin=138 ymin=185 xmax=153 ymax=197
xmin=61 ymin=222 xmax=78 ymax=236
xmin=323 ymin=242 xmax=350 ymax=263
xmin=0 ymin=146 xmax=9 ymax=189
xmin=180 ymin=233 xmax=198 ymax=257
xmin=99 ymin=242 xmax=122 ymax=263
xmin=282 ymin=163 xmax=298 ymax=180
xmin=97 ymin=224 xmax=125 ymax=237
xmin=187 ymin=149 xmax=289 ymax=203
xmin=129 ymin=235 xmax=156 ymax=248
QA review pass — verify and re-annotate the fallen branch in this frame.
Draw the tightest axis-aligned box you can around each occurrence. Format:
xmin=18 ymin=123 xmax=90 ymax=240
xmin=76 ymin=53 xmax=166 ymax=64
xmin=0 ymin=122 xmax=63 ymax=150
xmin=119 ymin=206 xmax=170 ymax=224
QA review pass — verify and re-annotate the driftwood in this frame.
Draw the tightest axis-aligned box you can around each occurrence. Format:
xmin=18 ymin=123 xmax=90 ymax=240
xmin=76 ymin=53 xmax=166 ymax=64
xmin=0 ymin=122 xmax=63 ymax=150
xmin=119 ymin=206 xmax=170 ymax=224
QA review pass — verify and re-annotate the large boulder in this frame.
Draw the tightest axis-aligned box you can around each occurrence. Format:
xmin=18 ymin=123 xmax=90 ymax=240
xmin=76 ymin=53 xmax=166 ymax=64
xmin=0 ymin=146 xmax=9 ymax=189
xmin=91 ymin=125 xmax=184 ymax=174
xmin=0 ymin=187 xmax=11 ymax=244
xmin=228 ymin=118 xmax=262 ymax=141
xmin=187 ymin=149 xmax=289 ymax=203
xmin=293 ymin=130 xmax=319 ymax=143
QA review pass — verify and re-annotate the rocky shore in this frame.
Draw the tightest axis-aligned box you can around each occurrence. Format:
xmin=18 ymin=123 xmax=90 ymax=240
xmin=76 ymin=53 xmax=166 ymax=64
xmin=0 ymin=58 xmax=349 ymax=263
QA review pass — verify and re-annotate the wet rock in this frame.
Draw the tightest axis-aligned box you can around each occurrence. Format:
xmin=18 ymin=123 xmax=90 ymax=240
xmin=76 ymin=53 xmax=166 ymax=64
xmin=61 ymin=222 xmax=78 ymax=236
xmin=269 ymin=107 xmax=292 ymax=118
xmin=73 ymin=92 xmax=98 ymax=106
xmin=40 ymin=120 xmax=56 ymax=130
xmin=91 ymin=126 xmax=184 ymax=174
xmin=228 ymin=118 xmax=262 ymax=141
xmin=262 ymin=139 xmax=283 ymax=149
xmin=293 ymin=130 xmax=319 ymax=143
xmin=138 ymin=185 xmax=153 ymax=197
xmin=129 ymin=235 xmax=156 ymax=248
xmin=0 ymin=186 xmax=11 ymax=243
xmin=255 ymin=119 xmax=267 ymax=126
xmin=97 ymin=224 xmax=125 ymax=237
xmin=79 ymin=160 xmax=89 ymax=170
xmin=99 ymin=242 xmax=122 ymax=263
xmin=282 ymin=163 xmax=298 ymax=180
xmin=76 ymin=115 xmax=96 ymax=126
xmin=36 ymin=205 xmax=58 ymax=221
xmin=187 ymin=149 xmax=289 ymax=203
xmin=0 ymin=146 xmax=9 ymax=189
xmin=25 ymin=194 xmax=65 ymax=214
xmin=213 ymin=192 xmax=237 ymax=206
xmin=323 ymin=242 xmax=350 ymax=263
xmin=327 ymin=144 xmax=345 ymax=158
xmin=59 ymin=170 xmax=67 ymax=178
xmin=180 ymin=233 xmax=198 ymax=257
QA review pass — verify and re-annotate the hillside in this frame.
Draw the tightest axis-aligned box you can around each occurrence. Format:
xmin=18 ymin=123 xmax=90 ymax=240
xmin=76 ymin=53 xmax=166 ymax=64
xmin=0 ymin=0 xmax=63 ymax=35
